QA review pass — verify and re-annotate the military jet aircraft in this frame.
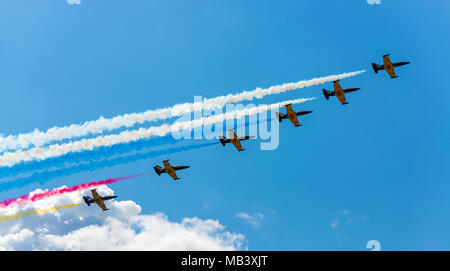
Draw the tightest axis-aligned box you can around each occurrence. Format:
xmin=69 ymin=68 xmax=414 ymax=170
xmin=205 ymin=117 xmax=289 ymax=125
xmin=372 ymin=54 xmax=410 ymax=78
xmin=154 ymin=160 xmax=190 ymax=180
xmin=276 ymin=104 xmax=312 ymax=127
xmin=83 ymin=189 xmax=117 ymax=211
xmin=323 ymin=80 xmax=360 ymax=105
xmin=219 ymin=129 xmax=254 ymax=151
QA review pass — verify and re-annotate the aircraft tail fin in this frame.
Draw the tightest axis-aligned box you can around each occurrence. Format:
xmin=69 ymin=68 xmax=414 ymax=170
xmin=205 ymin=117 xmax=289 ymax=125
xmin=322 ymin=89 xmax=330 ymax=100
xmin=218 ymin=136 xmax=227 ymax=146
xmin=372 ymin=63 xmax=382 ymax=74
xmin=83 ymin=196 xmax=91 ymax=206
xmin=275 ymin=112 xmax=283 ymax=122
xmin=153 ymin=166 xmax=163 ymax=175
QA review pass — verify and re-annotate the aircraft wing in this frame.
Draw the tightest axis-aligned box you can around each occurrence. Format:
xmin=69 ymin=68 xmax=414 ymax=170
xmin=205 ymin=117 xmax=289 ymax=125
xmin=336 ymin=93 xmax=347 ymax=105
xmin=228 ymin=129 xmax=237 ymax=139
xmin=231 ymin=140 xmax=244 ymax=151
xmin=285 ymin=104 xmax=294 ymax=114
xmin=288 ymin=116 xmax=300 ymax=127
xmin=333 ymin=81 xmax=348 ymax=105
xmin=163 ymin=160 xmax=179 ymax=180
xmin=333 ymin=81 xmax=343 ymax=92
xmin=386 ymin=67 xmax=396 ymax=78
xmin=228 ymin=129 xmax=245 ymax=151
xmin=285 ymin=105 xmax=299 ymax=126
xmin=167 ymin=170 xmax=179 ymax=180
xmin=383 ymin=55 xmax=396 ymax=78
xmin=383 ymin=55 xmax=393 ymax=66
xmin=95 ymin=199 xmax=108 ymax=211
xmin=91 ymin=190 xmax=108 ymax=211
xmin=91 ymin=189 xmax=101 ymax=201
xmin=163 ymin=160 xmax=171 ymax=169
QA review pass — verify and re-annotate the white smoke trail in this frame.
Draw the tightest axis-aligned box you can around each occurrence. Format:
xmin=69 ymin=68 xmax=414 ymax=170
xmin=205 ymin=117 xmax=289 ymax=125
xmin=0 ymin=70 xmax=364 ymax=153
xmin=0 ymin=98 xmax=314 ymax=167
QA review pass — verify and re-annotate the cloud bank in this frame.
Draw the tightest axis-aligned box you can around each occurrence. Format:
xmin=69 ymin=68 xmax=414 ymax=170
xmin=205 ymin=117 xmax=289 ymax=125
xmin=0 ymin=186 xmax=245 ymax=250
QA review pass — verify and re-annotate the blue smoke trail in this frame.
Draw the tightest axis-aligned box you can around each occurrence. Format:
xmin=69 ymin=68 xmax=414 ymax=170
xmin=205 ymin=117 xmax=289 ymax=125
xmin=0 ymin=136 xmax=178 ymax=179
xmin=0 ymin=117 xmax=273 ymax=180
xmin=0 ymin=142 xmax=218 ymax=192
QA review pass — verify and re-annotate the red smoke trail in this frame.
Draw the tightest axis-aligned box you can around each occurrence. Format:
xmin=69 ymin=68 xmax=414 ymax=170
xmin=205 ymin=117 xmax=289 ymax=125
xmin=0 ymin=173 xmax=150 ymax=208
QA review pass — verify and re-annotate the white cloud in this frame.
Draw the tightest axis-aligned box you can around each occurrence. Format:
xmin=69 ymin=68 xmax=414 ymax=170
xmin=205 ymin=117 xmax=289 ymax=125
xmin=67 ymin=0 xmax=81 ymax=4
xmin=330 ymin=210 xmax=352 ymax=229
xmin=330 ymin=218 xmax=340 ymax=228
xmin=236 ymin=212 xmax=265 ymax=227
xmin=0 ymin=186 xmax=245 ymax=251
xmin=0 ymin=229 xmax=34 ymax=251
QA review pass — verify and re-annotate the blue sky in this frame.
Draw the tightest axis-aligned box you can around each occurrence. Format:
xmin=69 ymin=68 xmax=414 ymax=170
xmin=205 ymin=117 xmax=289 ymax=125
xmin=0 ymin=0 xmax=449 ymax=250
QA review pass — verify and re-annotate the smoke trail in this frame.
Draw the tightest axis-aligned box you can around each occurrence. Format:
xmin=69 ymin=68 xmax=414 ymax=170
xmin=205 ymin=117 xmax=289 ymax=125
xmin=0 ymin=97 xmax=312 ymax=167
xmin=0 ymin=136 xmax=178 ymax=179
xmin=0 ymin=142 xmax=217 ymax=192
xmin=0 ymin=173 xmax=149 ymax=208
xmin=0 ymin=117 xmax=269 ymax=179
xmin=0 ymin=70 xmax=364 ymax=153
xmin=0 ymin=202 xmax=83 ymax=222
